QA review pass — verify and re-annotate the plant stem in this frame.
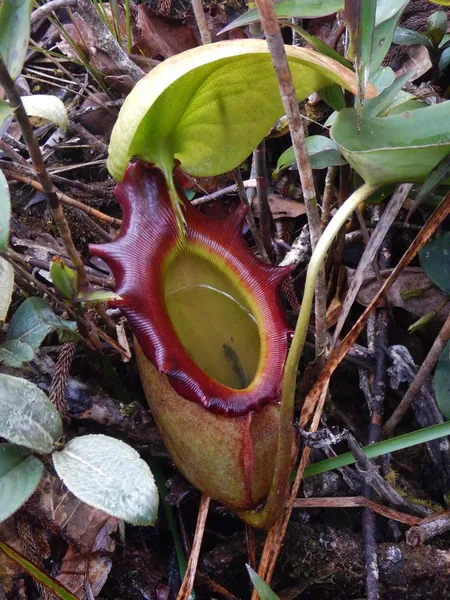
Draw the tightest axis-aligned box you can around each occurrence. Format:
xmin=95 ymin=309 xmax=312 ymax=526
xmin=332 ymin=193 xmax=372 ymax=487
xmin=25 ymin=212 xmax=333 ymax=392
xmin=125 ymin=0 xmax=132 ymax=54
xmin=254 ymin=0 xmax=327 ymax=360
xmin=254 ymin=141 xmax=273 ymax=261
xmin=76 ymin=0 xmax=144 ymax=82
xmin=191 ymin=0 xmax=212 ymax=44
xmin=241 ymin=183 xmax=377 ymax=529
xmin=30 ymin=0 xmax=77 ymax=25
xmin=233 ymin=168 xmax=270 ymax=263
xmin=0 ymin=53 xmax=88 ymax=288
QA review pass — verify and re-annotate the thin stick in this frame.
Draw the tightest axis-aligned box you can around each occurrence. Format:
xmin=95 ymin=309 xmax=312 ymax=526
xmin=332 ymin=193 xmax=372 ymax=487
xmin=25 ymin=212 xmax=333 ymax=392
xmin=191 ymin=0 xmax=212 ymax=44
xmin=233 ymin=168 xmax=270 ymax=263
xmin=76 ymin=0 xmax=144 ymax=82
xmin=192 ymin=179 xmax=257 ymax=205
xmin=254 ymin=0 xmax=327 ymax=360
xmin=384 ymin=311 xmax=450 ymax=436
xmin=254 ymin=141 xmax=273 ymax=261
xmin=176 ymin=495 xmax=210 ymax=600
xmin=3 ymin=170 xmax=120 ymax=227
xmin=293 ymin=497 xmax=421 ymax=526
xmin=30 ymin=0 xmax=78 ymax=25
xmin=0 ymin=54 xmax=88 ymax=287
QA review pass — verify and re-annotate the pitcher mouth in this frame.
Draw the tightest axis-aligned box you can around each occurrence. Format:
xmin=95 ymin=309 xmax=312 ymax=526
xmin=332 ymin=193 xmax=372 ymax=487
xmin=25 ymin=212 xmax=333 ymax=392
xmin=90 ymin=160 xmax=292 ymax=416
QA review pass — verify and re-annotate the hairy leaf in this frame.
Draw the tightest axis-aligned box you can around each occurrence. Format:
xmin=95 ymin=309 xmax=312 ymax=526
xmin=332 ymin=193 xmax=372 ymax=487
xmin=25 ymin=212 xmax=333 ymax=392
xmin=6 ymin=297 xmax=78 ymax=349
xmin=0 ymin=374 xmax=62 ymax=454
xmin=0 ymin=258 xmax=13 ymax=323
xmin=0 ymin=444 xmax=44 ymax=523
xmin=0 ymin=340 xmax=34 ymax=367
xmin=53 ymin=435 xmax=159 ymax=525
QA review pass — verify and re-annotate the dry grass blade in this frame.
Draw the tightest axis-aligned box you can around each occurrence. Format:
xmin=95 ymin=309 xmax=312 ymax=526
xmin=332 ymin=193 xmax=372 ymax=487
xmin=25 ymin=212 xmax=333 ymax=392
xmin=293 ymin=496 xmax=422 ymax=526
xmin=176 ymin=495 xmax=210 ymax=600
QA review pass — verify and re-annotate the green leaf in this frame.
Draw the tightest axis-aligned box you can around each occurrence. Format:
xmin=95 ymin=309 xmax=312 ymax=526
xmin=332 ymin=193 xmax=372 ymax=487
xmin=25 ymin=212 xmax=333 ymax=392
xmin=52 ymin=434 xmax=159 ymax=525
xmin=281 ymin=20 xmax=352 ymax=68
xmin=408 ymin=311 xmax=436 ymax=334
xmin=0 ymin=170 xmax=10 ymax=251
xmin=247 ymin=566 xmax=280 ymax=600
xmin=50 ymin=257 xmax=78 ymax=300
xmin=364 ymin=72 xmax=410 ymax=117
xmin=0 ymin=0 xmax=33 ymax=80
xmin=419 ymin=232 xmax=450 ymax=295
xmin=0 ymin=444 xmax=44 ymax=522
xmin=439 ymin=46 xmax=450 ymax=72
xmin=108 ymin=39 xmax=371 ymax=182
xmin=0 ymin=540 xmax=78 ymax=600
xmin=6 ymin=297 xmax=78 ymax=349
xmin=0 ymin=99 xmax=14 ymax=129
xmin=345 ymin=0 xmax=377 ymax=106
xmin=369 ymin=66 xmax=396 ymax=93
xmin=370 ymin=0 xmax=410 ymax=75
xmin=74 ymin=287 xmax=122 ymax=304
xmin=21 ymin=95 xmax=68 ymax=132
xmin=0 ymin=257 xmax=13 ymax=323
xmin=406 ymin=154 xmax=450 ymax=221
xmin=393 ymin=26 xmax=434 ymax=50
xmin=427 ymin=11 xmax=447 ymax=46
xmin=219 ymin=0 xmax=345 ymax=34
xmin=435 ymin=341 xmax=450 ymax=419
xmin=275 ymin=135 xmax=346 ymax=175
xmin=331 ymin=103 xmax=450 ymax=186
xmin=0 ymin=374 xmax=62 ymax=453
xmin=0 ymin=339 xmax=34 ymax=367
xmin=319 ymin=84 xmax=346 ymax=111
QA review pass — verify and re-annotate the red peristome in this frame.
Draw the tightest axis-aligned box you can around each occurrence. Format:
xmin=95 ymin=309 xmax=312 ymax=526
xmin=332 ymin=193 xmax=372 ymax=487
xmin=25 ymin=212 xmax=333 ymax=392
xmin=90 ymin=161 xmax=291 ymax=416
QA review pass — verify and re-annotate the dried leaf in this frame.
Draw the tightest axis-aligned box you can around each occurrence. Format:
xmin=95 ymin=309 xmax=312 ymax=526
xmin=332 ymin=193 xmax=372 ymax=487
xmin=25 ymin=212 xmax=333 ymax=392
xmin=132 ymin=5 xmax=197 ymax=59
xmin=354 ymin=266 xmax=450 ymax=321
xmin=253 ymin=194 xmax=306 ymax=220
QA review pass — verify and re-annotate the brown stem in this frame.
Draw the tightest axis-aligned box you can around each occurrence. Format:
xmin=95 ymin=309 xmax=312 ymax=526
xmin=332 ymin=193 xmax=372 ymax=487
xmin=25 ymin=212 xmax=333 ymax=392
xmin=254 ymin=141 xmax=273 ymax=261
xmin=30 ymin=0 xmax=77 ymax=25
xmin=233 ymin=168 xmax=270 ymax=263
xmin=191 ymin=0 xmax=212 ymax=44
xmin=254 ymin=0 xmax=326 ymax=359
xmin=321 ymin=165 xmax=337 ymax=228
xmin=0 ymin=54 xmax=89 ymax=287
xmin=75 ymin=0 xmax=144 ymax=82
xmin=176 ymin=495 xmax=210 ymax=600
xmin=384 ymin=311 xmax=450 ymax=436
xmin=69 ymin=121 xmax=108 ymax=156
